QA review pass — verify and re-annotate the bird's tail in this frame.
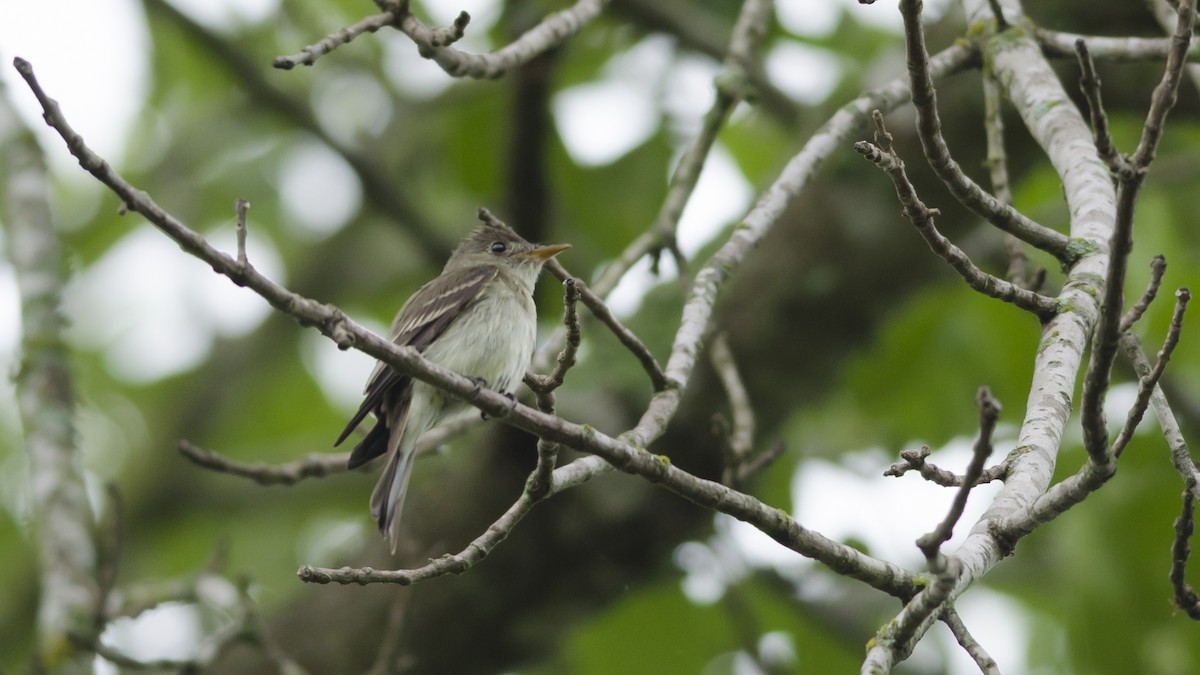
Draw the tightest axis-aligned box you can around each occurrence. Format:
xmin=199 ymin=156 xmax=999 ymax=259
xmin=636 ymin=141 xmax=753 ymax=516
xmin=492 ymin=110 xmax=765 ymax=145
xmin=370 ymin=420 xmax=417 ymax=555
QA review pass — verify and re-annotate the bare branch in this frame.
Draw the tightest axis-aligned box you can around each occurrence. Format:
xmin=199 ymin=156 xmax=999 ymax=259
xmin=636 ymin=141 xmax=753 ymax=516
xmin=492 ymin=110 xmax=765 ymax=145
xmin=396 ymin=0 xmax=609 ymax=79
xmin=898 ymin=0 xmax=1071 ymax=259
xmin=982 ymin=71 xmax=1031 ymax=287
xmin=711 ymin=333 xmax=757 ymax=484
xmin=178 ymin=416 xmax=480 ymax=485
xmin=524 ymin=279 xmax=582 ymax=498
xmin=884 ymin=445 xmax=1008 ymax=487
xmin=1037 ymin=29 xmax=1200 ymax=62
xmin=1112 ymin=288 xmax=1191 ymax=457
xmin=1073 ymin=39 xmax=1126 ymax=172
xmin=941 ymin=606 xmax=1002 ymax=675
xmin=273 ymin=11 xmax=398 ymax=70
xmin=300 ymin=455 xmax=612 ymax=585
xmin=1120 ymin=333 xmax=1200 ymax=499
xmin=917 ymin=388 xmax=1002 ymax=562
xmin=1080 ymin=0 xmax=1195 ymax=467
xmin=1147 ymin=0 xmax=1200 ymax=93
xmin=1121 ymin=255 xmax=1168 ymax=333
xmin=234 ymin=198 xmax=250 ymax=269
xmin=546 ymin=261 xmax=669 ymax=392
xmin=1134 ymin=0 xmax=1198 ymax=168
xmin=178 ymin=441 xmax=350 ymax=486
xmin=1171 ymin=490 xmax=1200 ymax=619
xmin=855 ymin=112 xmax=1059 ymax=319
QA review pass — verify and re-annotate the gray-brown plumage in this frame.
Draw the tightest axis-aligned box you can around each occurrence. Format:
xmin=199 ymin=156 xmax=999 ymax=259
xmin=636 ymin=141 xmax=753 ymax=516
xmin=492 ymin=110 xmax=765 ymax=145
xmin=336 ymin=217 xmax=568 ymax=553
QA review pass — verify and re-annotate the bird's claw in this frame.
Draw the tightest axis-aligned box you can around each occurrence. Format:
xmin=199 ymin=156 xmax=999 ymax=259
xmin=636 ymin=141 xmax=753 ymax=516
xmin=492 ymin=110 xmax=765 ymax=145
xmin=481 ymin=390 xmax=517 ymax=421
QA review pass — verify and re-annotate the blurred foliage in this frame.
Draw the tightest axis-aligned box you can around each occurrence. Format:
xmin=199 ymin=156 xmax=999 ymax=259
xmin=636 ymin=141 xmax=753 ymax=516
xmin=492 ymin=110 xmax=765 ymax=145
xmin=3 ymin=0 xmax=1200 ymax=673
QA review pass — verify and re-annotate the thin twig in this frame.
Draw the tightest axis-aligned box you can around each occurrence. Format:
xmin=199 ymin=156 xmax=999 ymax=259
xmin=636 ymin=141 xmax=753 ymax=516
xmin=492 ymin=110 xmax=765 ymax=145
xmin=524 ymin=279 xmax=582 ymax=498
xmin=1079 ymin=0 xmax=1196 ymax=466
xmin=710 ymin=333 xmax=756 ymax=484
xmin=234 ymin=198 xmax=250 ymax=268
xmin=898 ymin=0 xmax=1071 ymax=260
xmin=300 ymin=455 xmax=613 ymax=585
xmin=1073 ymin=39 xmax=1126 ymax=172
xmin=273 ymin=12 xmax=399 ymax=70
xmin=1036 ymin=28 xmax=1200 ymax=62
xmin=1147 ymin=0 xmax=1200 ymax=94
xmin=855 ymin=112 xmax=1058 ymax=319
xmin=178 ymin=416 xmax=479 ymax=484
xmin=1111 ymin=288 xmax=1191 ymax=457
xmin=178 ymin=441 xmax=350 ymax=485
xmin=916 ymin=388 xmax=1002 ymax=563
xmin=941 ymin=605 xmax=1002 ymax=675
xmin=1121 ymin=255 xmax=1167 ymax=333
xmin=396 ymin=0 xmax=608 ymax=79
xmin=1171 ymin=490 xmax=1200 ymax=619
xmin=545 ymin=261 xmax=669 ymax=391
xmin=884 ymin=445 xmax=1008 ymax=487
xmin=872 ymin=389 xmax=1002 ymax=672
xmin=1133 ymin=0 xmax=1198 ymax=169
xmin=982 ymin=71 xmax=1030 ymax=287
xmin=1120 ymin=333 xmax=1200 ymax=500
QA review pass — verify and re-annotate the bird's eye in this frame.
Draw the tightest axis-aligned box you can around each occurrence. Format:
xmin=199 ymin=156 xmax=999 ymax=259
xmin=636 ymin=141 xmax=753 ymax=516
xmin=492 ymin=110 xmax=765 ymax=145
xmin=489 ymin=241 xmax=507 ymax=254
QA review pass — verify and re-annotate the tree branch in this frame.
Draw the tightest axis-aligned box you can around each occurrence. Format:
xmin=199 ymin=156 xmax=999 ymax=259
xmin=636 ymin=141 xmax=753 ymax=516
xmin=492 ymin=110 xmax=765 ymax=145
xmin=394 ymin=0 xmax=609 ymax=79
xmin=273 ymin=11 xmax=400 ymax=70
xmin=899 ymin=0 xmax=1071 ymax=260
xmin=1111 ymin=288 xmax=1190 ymax=457
xmin=1 ymin=75 xmax=99 ymax=670
xmin=1171 ymin=490 xmax=1200 ymax=620
xmin=855 ymin=111 xmax=1059 ymax=319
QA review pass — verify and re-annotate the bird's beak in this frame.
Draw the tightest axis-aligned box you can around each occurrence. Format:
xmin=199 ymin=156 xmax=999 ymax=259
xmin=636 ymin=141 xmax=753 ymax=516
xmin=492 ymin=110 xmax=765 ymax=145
xmin=526 ymin=243 xmax=571 ymax=261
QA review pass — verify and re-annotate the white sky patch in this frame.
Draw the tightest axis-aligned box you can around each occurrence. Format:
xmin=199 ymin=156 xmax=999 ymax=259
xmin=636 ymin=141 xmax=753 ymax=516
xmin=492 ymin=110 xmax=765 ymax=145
xmin=311 ymin=72 xmax=395 ymax=147
xmin=299 ymin=325 xmax=384 ymax=413
xmin=193 ymin=225 xmax=283 ymax=336
xmin=98 ymin=603 xmax=203 ymax=669
xmin=0 ymin=0 xmax=147 ymax=170
xmin=62 ymin=227 xmax=281 ymax=383
xmin=278 ymin=142 xmax=363 ymax=239
xmin=553 ymin=81 xmax=660 ymax=166
xmin=297 ymin=515 xmax=369 ymax=564
xmin=381 ymin=33 xmax=455 ymax=100
xmin=553 ymin=35 xmax=675 ymax=167
xmin=677 ymin=144 xmax=753 ymax=257
xmin=790 ymin=442 xmax=1005 ymax=568
xmin=765 ymin=41 xmax=843 ymax=105
xmin=776 ymin=0 xmax=841 ymax=38
xmin=662 ymin=54 xmax=720 ymax=136
xmin=603 ymin=143 xmax=751 ymax=317
xmin=604 ymin=254 xmax=678 ymax=318
xmin=944 ymin=588 xmax=1035 ymax=675
xmin=172 ymin=0 xmax=281 ymax=28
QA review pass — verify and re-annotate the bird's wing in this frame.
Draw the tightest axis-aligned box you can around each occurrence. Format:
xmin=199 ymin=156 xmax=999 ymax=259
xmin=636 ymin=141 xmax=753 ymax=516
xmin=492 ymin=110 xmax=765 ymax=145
xmin=334 ymin=265 xmax=498 ymax=447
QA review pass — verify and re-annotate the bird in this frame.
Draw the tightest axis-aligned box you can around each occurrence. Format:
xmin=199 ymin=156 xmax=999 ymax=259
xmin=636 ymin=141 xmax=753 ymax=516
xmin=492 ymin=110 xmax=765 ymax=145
xmin=335 ymin=213 xmax=569 ymax=553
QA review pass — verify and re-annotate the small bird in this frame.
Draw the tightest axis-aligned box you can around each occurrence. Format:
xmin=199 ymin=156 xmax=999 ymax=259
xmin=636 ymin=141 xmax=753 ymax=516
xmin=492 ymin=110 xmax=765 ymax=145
xmin=335 ymin=214 xmax=569 ymax=553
